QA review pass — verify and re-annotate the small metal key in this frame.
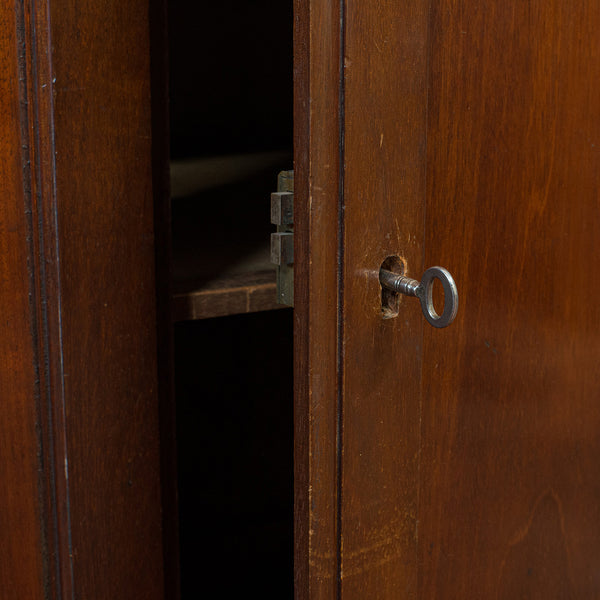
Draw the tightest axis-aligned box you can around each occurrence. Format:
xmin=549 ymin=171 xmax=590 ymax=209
xmin=379 ymin=266 xmax=458 ymax=328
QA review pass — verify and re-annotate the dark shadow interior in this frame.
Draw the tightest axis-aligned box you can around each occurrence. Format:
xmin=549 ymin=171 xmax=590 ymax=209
xmin=168 ymin=1 xmax=294 ymax=596
xmin=175 ymin=312 xmax=293 ymax=597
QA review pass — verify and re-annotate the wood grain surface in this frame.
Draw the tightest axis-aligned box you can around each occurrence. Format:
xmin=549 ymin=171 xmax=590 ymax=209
xmin=294 ymin=0 xmax=343 ymax=597
xmin=0 ymin=0 xmax=166 ymax=597
xmin=296 ymin=0 xmax=600 ymax=597
xmin=419 ymin=0 xmax=600 ymax=596
xmin=172 ymin=270 xmax=284 ymax=321
xmin=0 ymin=2 xmax=47 ymax=596
xmin=341 ymin=1 xmax=429 ymax=597
xmin=48 ymin=0 xmax=165 ymax=596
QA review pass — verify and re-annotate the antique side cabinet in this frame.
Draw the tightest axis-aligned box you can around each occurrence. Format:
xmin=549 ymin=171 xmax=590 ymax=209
xmin=2 ymin=0 xmax=600 ymax=599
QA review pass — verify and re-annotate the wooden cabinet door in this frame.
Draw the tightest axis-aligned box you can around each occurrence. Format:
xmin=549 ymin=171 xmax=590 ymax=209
xmin=0 ymin=1 xmax=169 ymax=598
xmin=294 ymin=0 xmax=600 ymax=598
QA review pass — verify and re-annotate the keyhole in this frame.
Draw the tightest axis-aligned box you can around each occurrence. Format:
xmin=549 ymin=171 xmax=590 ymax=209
xmin=380 ymin=255 xmax=407 ymax=319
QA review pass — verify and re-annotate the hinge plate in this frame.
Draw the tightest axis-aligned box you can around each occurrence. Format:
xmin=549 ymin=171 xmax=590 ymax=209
xmin=270 ymin=170 xmax=294 ymax=306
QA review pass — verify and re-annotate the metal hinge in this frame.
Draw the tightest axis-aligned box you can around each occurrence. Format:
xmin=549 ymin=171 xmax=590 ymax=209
xmin=271 ymin=170 xmax=294 ymax=306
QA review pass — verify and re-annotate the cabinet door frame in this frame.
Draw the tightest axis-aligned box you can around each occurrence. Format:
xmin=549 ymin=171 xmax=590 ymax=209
xmin=294 ymin=0 xmax=344 ymax=596
xmin=294 ymin=0 xmax=600 ymax=598
xmin=0 ymin=0 xmax=171 ymax=597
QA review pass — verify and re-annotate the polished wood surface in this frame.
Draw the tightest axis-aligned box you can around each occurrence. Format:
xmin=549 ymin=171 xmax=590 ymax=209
xmin=294 ymin=0 xmax=343 ymax=597
xmin=341 ymin=0 xmax=429 ymax=596
xmin=297 ymin=0 xmax=600 ymax=597
xmin=0 ymin=0 xmax=166 ymax=597
xmin=420 ymin=1 xmax=600 ymax=596
xmin=50 ymin=0 xmax=165 ymax=596
xmin=0 ymin=2 xmax=46 ymax=596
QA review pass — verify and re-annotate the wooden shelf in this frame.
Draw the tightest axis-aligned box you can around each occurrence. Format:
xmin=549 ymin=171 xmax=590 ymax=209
xmin=170 ymin=152 xmax=291 ymax=321
xmin=173 ymin=269 xmax=284 ymax=322
xmin=172 ymin=241 xmax=284 ymax=321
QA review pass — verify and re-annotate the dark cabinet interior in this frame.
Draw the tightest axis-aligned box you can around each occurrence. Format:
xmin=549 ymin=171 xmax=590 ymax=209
xmin=167 ymin=1 xmax=294 ymax=596
xmin=175 ymin=312 xmax=293 ymax=597
xmin=169 ymin=0 xmax=293 ymax=321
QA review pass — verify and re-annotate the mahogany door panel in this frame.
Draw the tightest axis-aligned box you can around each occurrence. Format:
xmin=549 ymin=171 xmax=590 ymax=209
xmin=295 ymin=0 xmax=600 ymax=598
xmin=0 ymin=0 xmax=167 ymax=597
xmin=0 ymin=2 xmax=46 ymax=596
xmin=340 ymin=2 xmax=428 ymax=597
xmin=50 ymin=1 xmax=165 ymax=594
xmin=420 ymin=1 xmax=600 ymax=596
